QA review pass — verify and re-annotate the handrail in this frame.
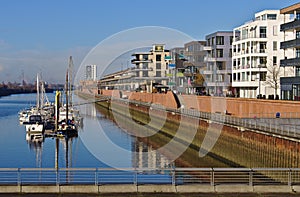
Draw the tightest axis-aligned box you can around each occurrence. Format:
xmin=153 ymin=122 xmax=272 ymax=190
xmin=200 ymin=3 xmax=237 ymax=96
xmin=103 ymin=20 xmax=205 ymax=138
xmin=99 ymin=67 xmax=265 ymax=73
xmin=115 ymin=98 xmax=300 ymax=139
xmin=0 ymin=167 xmax=299 ymax=186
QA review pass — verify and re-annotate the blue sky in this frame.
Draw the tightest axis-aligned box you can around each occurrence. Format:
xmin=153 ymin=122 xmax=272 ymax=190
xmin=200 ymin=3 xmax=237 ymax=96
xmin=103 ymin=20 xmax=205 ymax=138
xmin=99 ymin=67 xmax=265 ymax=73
xmin=0 ymin=0 xmax=299 ymax=83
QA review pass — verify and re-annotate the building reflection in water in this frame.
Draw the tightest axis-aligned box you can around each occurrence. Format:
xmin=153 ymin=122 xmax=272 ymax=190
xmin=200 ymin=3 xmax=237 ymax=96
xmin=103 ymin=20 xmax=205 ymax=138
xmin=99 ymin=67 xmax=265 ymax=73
xmin=84 ymin=102 xmax=97 ymax=119
xmin=132 ymin=140 xmax=172 ymax=169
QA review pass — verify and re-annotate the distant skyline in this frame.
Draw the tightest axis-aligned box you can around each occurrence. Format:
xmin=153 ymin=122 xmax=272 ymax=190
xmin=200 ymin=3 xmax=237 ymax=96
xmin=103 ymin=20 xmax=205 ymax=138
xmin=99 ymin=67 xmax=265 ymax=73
xmin=0 ymin=0 xmax=298 ymax=83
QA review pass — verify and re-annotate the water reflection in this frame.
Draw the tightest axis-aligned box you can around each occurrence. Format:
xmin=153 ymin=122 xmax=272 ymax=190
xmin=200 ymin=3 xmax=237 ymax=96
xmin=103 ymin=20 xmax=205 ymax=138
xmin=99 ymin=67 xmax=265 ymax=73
xmin=26 ymin=132 xmax=44 ymax=168
xmin=132 ymin=141 xmax=172 ymax=169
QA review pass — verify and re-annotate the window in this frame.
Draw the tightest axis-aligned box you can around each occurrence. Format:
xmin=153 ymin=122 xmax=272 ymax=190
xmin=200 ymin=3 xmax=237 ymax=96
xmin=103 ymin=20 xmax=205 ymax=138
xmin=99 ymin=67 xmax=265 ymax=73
xmin=142 ymin=71 xmax=148 ymax=77
xmin=230 ymin=36 xmax=233 ymax=45
xmin=142 ymin=63 xmax=148 ymax=69
xmin=216 ymin=49 xmax=223 ymax=58
xmin=260 ymin=72 xmax=266 ymax=81
xmin=216 ymin=62 xmax=224 ymax=70
xmin=261 ymin=14 xmax=266 ymax=20
xmin=156 ymin=63 xmax=161 ymax=69
xmin=207 ymin=38 xmax=211 ymax=46
xmin=156 ymin=54 xmax=161 ymax=61
xmin=296 ymin=31 xmax=300 ymax=39
xmin=296 ymin=66 xmax=300 ymax=77
xmin=216 ymin=36 xmax=224 ymax=45
xmin=156 ymin=71 xmax=161 ymax=77
xmin=229 ymin=48 xmax=232 ymax=57
xmin=260 ymin=26 xmax=267 ymax=38
xmin=211 ymin=49 xmax=215 ymax=58
xmin=211 ymin=37 xmax=215 ymax=45
xmin=296 ymin=13 xmax=300 ymax=20
xmin=142 ymin=55 xmax=148 ymax=60
xmin=273 ymin=41 xmax=277 ymax=51
xmin=273 ymin=25 xmax=278 ymax=36
xmin=267 ymin=14 xmax=277 ymax=20
xmin=296 ymin=49 xmax=300 ymax=58
xmin=259 ymin=42 xmax=267 ymax=53
xmin=259 ymin=57 xmax=267 ymax=66
xmin=273 ymin=56 xmax=277 ymax=65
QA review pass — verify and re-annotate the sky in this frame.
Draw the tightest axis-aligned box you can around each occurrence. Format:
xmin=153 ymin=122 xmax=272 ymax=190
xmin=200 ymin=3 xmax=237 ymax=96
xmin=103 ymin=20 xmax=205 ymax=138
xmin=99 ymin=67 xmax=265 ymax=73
xmin=0 ymin=0 xmax=299 ymax=84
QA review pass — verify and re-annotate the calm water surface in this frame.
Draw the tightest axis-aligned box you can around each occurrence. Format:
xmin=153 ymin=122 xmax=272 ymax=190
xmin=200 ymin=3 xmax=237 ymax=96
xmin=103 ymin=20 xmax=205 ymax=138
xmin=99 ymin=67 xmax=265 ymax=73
xmin=0 ymin=93 xmax=171 ymax=168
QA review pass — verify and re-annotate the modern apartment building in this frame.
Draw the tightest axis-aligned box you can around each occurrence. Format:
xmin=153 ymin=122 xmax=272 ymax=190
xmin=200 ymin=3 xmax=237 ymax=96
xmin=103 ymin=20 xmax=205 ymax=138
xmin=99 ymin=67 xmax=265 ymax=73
xmin=169 ymin=47 xmax=185 ymax=92
xmin=204 ymin=31 xmax=234 ymax=96
xmin=232 ymin=10 xmax=292 ymax=99
xmin=183 ymin=41 xmax=206 ymax=94
xmin=131 ymin=44 xmax=170 ymax=92
xmin=280 ymin=3 xmax=300 ymax=100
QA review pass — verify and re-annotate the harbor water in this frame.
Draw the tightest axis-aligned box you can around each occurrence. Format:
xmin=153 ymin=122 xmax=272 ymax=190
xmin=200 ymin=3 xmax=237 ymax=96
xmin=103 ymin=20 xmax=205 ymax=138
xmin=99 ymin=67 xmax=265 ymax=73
xmin=0 ymin=93 xmax=231 ymax=169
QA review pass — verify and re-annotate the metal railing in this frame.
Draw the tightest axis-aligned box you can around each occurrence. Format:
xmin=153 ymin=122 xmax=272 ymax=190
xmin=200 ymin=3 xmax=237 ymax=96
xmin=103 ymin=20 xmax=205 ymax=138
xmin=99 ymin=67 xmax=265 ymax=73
xmin=0 ymin=168 xmax=299 ymax=186
xmin=112 ymin=98 xmax=300 ymax=139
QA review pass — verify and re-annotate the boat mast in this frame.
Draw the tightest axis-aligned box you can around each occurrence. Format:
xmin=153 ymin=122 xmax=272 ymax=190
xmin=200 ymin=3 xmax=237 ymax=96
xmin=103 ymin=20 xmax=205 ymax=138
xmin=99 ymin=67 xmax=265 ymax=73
xmin=41 ymin=80 xmax=44 ymax=109
xmin=68 ymin=56 xmax=73 ymax=107
xmin=36 ymin=74 xmax=40 ymax=110
xmin=65 ymin=69 xmax=69 ymax=123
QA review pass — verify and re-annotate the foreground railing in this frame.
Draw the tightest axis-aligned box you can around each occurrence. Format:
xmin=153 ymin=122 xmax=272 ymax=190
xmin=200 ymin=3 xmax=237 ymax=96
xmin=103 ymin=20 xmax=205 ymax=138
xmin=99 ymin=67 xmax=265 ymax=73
xmin=0 ymin=168 xmax=299 ymax=186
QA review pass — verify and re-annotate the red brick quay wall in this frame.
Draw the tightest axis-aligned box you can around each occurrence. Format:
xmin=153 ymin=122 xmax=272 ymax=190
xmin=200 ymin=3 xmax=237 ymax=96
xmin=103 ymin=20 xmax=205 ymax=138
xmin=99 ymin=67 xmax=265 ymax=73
xmin=99 ymin=90 xmax=300 ymax=118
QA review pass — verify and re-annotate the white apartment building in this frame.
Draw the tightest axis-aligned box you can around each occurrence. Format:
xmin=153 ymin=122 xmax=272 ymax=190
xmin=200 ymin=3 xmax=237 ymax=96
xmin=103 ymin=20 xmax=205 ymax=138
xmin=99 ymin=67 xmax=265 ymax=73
xmin=232 ymin=10 xmax=293 ymax=99
xmin=85 ymin=64 xmax=97 ymax=81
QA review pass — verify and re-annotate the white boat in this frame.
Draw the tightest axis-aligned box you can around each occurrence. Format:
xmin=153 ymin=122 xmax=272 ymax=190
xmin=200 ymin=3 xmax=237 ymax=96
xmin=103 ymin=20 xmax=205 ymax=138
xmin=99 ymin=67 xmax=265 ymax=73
xmin=25 ymin=114 xmax=44 ymax=132
xmin=19 ymin=109 xmax=32 ymax=124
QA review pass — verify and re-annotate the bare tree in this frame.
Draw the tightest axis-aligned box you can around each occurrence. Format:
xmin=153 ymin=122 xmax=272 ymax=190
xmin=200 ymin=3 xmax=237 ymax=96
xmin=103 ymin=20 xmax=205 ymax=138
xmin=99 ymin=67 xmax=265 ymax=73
xmin=264 ymin=62 xmax=281 ymax=97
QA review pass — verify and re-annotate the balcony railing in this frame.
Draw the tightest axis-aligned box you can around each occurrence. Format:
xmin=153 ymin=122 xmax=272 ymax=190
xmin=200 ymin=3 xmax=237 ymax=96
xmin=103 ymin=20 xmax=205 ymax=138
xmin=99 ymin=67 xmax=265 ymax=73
xmin=280 ymin=38 xmax=300 ymax=49
xmin=280 ymin=57 xmax=300 ymax=67
xmin=281 ymin=19 xmax=300 ymax=31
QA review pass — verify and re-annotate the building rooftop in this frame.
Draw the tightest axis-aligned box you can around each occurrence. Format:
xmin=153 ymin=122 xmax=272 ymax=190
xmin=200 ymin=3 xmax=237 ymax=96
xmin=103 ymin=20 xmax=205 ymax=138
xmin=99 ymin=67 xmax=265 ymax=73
xmin=281 ymin=3 xmax=300 ymax=14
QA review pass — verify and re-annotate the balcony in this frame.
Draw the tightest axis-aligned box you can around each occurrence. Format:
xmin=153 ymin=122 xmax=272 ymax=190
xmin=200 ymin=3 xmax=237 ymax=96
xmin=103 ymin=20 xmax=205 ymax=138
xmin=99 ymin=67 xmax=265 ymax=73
xmin=281 ymin=19 xmax=300 ymax=31
xmin=131 ymin=59 xmax=152 ymax=64
xmin=203 ymin=46 xmax=212 ymax=51
xmin=280 ymin=38 xmax=300 ymax=49
xmin=280 ymin=57 xmax=300 ymax=67
xmin=203 ymin=70 xmax=213 ymax=75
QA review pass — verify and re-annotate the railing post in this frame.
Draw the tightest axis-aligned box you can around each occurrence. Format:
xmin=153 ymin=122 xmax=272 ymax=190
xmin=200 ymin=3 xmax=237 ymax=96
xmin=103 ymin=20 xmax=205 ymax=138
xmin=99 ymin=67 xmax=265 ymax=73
xmin=288 ymin=169 xmax=292 ymax=187
xmin=134 ymin=169 xmax=137 ymax=185
xmin=172 ymin=168 xmax=175 ymax=186
xmin=210 ymin=168 xmax=214 ymax=186
xmin=95 ymin=168 xmax=98 ymax=186
xmin=249 ymin=169 xmax=253 ymax=186
xmin=56 ymin=169 xmax=59 ymax=186
xmin=17 ymin=168 xmax=21 ymax=186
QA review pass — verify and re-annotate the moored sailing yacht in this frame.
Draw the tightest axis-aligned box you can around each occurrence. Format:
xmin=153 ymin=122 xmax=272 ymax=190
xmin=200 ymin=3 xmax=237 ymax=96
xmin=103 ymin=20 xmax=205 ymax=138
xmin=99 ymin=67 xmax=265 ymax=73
xmin=21 ymin=74 xmax=54 ymax=132
xmin=56 ymin=56 xmax=79 ymax=137
xmin=24 ymin=74 xmax=45 ymax=132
